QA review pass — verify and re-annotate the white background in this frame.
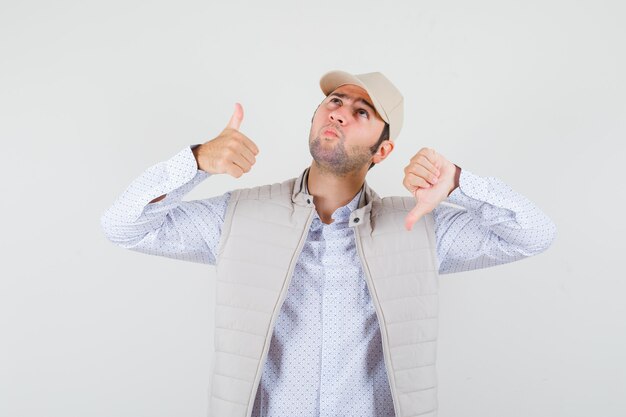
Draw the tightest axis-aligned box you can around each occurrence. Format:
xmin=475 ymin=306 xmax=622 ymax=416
xmin=1 ymin=0 xmax=625 ymax=416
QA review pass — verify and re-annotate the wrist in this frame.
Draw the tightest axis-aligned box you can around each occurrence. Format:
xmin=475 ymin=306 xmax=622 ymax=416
xmin=447 ymin=164 xmax=461 ymax=197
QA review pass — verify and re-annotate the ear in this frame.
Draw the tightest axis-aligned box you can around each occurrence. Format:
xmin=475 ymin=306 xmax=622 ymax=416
xmin=371 ymin=140 xmax=394 ymax=164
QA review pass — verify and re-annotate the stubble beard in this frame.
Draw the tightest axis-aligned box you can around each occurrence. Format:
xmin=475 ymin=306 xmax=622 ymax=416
xmin=308 ymin=126 xmax=373 ymax=176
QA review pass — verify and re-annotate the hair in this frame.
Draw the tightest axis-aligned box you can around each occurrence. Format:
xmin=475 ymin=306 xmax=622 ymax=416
xmin=368 ymin=122 xmax=390 ymax=170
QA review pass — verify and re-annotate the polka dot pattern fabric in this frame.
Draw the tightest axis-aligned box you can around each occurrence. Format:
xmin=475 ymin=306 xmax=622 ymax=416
xmin=101 ymin=145 xmax=557 ymax=417
xmin=251 ymin=188 xmax=395 ymax=417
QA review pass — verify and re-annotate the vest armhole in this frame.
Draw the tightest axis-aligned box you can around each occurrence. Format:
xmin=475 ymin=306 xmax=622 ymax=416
xmin=215 ymin=188 xmax=242 ymax=264
xmin=423 ymin=213 xmax=440 ymax=276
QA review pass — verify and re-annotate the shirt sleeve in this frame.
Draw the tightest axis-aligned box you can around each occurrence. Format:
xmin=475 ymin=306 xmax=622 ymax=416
xmin=100 ymin=145 xmax=231 ymax=265
xmin=432 ymin=168 xmax=557 ymax=275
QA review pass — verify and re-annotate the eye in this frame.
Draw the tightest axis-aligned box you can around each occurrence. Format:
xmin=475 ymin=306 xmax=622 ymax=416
xmin=329 ymin=97 xmax=342 ymax=105
xmin=357 ymin=108 xmax=369 ymax=119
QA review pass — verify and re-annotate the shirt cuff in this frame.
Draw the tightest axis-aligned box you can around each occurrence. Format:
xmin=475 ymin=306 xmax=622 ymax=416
xmin=110 ymin=145 xmax=211 ymax=223
xmin=444 ymin=168 xmax=546 ymax=227
xmin=447 ymin=169 xmax=506 ymax=209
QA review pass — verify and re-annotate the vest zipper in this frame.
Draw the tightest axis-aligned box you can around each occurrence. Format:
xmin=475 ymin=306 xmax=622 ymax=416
xmin=246 ymin=206 xmax=317 ymax=417
xmin=353 ymin=226 xmax=402 ymax=416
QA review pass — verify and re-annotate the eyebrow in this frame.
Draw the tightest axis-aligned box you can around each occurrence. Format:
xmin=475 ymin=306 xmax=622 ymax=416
xmin=329 ymin=92 xmax=376 ymax=115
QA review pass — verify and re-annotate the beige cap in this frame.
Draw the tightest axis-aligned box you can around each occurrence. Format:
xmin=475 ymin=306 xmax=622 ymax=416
xmin=319 ymin=70 xmax=404 ymax=141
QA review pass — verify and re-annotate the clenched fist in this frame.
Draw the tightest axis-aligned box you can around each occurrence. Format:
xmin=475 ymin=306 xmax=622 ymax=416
xmin=403 ymin=147 xmax=461 ymax=231
xmin=193 ymin=103 xmax=260 ymax=177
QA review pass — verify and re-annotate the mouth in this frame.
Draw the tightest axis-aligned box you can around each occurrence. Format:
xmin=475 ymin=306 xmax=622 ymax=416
xmin=322 ymin=128 xmax=339 ymax=138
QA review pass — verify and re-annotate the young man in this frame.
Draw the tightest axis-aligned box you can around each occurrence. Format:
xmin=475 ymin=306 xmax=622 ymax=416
xmin=101 ymin=70 xmax=556 ymax=417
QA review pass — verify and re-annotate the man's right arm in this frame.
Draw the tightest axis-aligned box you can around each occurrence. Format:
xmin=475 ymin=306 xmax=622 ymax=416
xmin=100 ymin=103 xmax=259 ymax=265
xmin=99 ymin=144 xmax=231 ymax=265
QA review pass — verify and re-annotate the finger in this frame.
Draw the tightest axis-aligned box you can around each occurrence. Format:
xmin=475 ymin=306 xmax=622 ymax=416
xmin=230 ymin=130 xmax=260 ymax=156
xmin=404 ymin=202 xmax=428 ymax=231
xmin=240 ymin=135 xmax=260 ymax=156
xmin=226 ymin=102 xmax=244 ymax=131
xmin=409 ymin=153 xmax=440 ymax=177
xmin=403 ymin=173 xmax=433 ymax=191
xmin=225 ymin=162 xmax=244 ymax=178
xmin=430 ymin=148 xmax=438 ymax=164
xmin=406 ymin=165 xmax=439 ymax=185
xmin=238 ymin=144 xmax=257 ymax=166
xmin=430 ymin=148 xmax=444 ymax=171
xmin=230 ymin=152 xmax=252 ymax=173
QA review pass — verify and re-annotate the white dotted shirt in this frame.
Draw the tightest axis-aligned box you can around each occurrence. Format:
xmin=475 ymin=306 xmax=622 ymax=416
xmin=101 ymin=145 xmax=557 ymax=417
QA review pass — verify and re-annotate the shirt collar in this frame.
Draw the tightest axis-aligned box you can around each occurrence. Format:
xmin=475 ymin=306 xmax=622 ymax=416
xmin=292 ymin=167 xmax=379 ymax=227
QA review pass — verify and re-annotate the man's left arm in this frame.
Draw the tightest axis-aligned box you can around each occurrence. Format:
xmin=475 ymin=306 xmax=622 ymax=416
xmin=402 ymin=147 xmax=557 ymax=274
xmin=433 ymin=168 xmax=557 ymax=274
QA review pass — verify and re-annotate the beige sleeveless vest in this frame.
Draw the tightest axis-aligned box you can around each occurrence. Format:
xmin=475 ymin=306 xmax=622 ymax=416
xmin=210 ymin=168 xmax=440 ymax=417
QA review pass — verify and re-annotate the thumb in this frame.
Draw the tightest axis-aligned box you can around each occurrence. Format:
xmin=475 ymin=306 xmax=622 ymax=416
xmin=226 ymin=102 xmax=244 ymax=130
xmin=404 ymin=199 xmax=428 ymax=231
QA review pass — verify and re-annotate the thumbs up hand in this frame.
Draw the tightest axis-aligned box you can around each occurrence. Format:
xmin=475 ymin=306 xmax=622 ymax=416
xmin=192 ymin=103 xmax=260 ymax=177
xmin=403 ymin=148 xmax=460 ymax=231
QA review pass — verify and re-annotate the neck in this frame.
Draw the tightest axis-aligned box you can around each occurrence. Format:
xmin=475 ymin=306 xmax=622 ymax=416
xmin=307 ymin=161 xmax=367 ymax=224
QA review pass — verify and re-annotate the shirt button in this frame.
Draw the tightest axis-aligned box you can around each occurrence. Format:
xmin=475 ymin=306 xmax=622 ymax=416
xmin=307 ymin=199 xmax=311 ymax=204
xmin=353 ymin=217 xmax=360 ymax=223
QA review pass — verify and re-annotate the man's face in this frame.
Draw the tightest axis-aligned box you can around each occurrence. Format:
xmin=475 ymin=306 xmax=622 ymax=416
xmin=309 ymin=84 xmax=386 ymax=175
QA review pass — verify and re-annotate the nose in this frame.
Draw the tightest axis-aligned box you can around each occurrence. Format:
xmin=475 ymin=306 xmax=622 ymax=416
xmin=329 ymin=107 xmax=347 ymax=125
